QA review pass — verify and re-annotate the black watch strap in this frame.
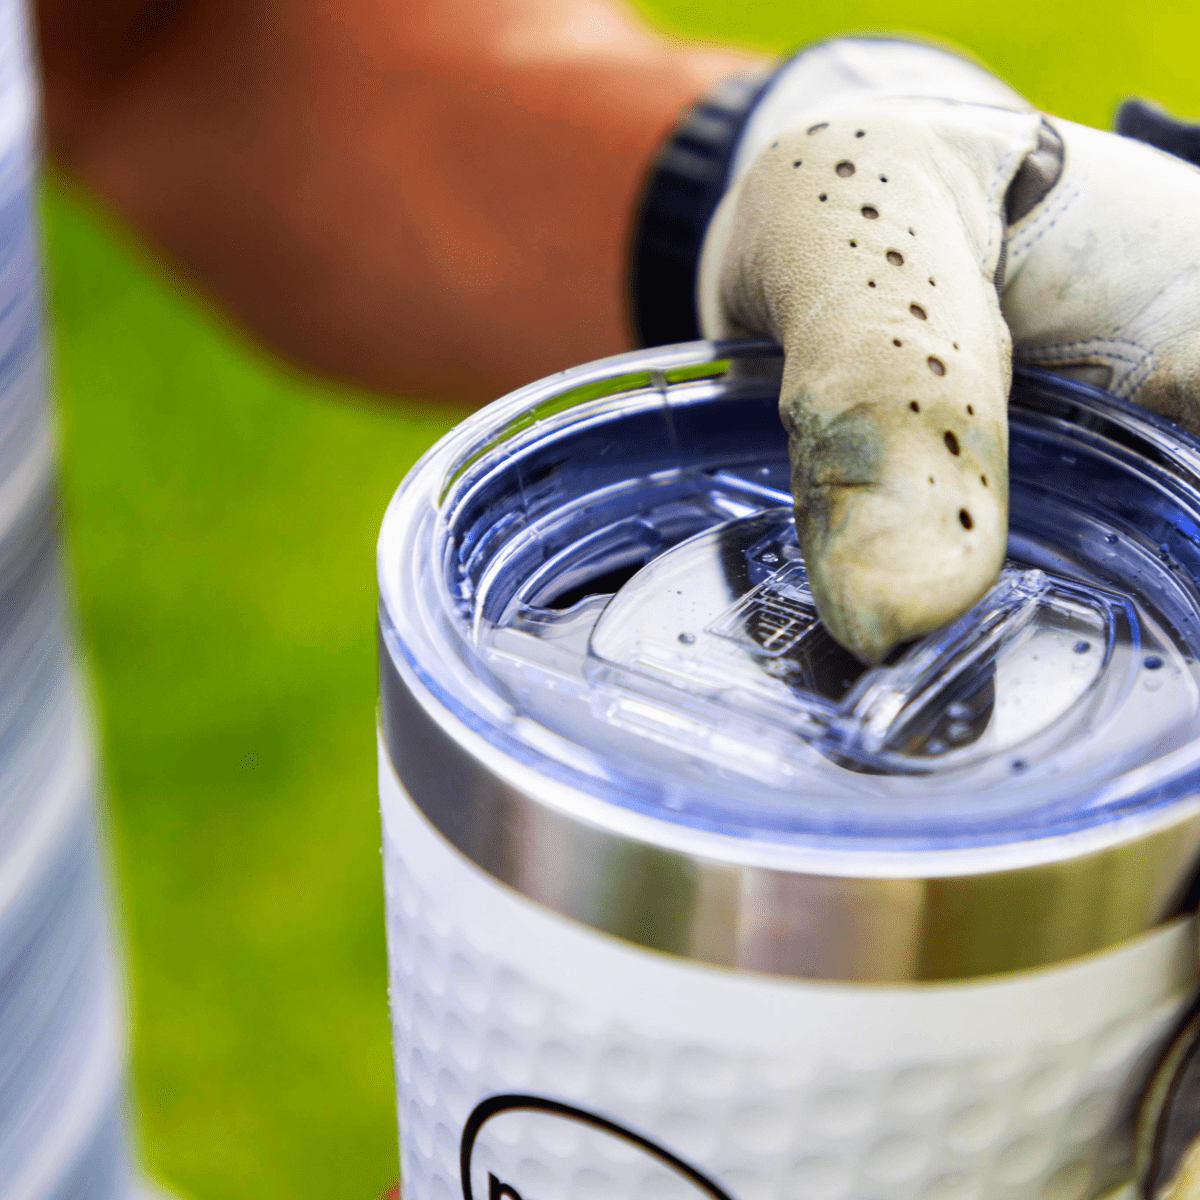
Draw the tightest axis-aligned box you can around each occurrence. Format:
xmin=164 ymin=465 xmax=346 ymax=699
xmin=628 ymin=66 xmax=779 ymax=348
xmin=1116 ymin=98 xmax=1200 ymax=170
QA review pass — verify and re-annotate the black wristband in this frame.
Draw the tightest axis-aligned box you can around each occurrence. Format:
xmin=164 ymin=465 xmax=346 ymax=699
xmin=1116 ymin=98 xmax=1200 ymax=170
xmin=628 ymin=66 xmax=779 ymax=348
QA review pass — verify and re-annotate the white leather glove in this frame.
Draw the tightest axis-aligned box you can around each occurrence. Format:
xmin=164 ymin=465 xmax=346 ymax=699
xmin=698 ymin=38 xmax=1200 ymax=663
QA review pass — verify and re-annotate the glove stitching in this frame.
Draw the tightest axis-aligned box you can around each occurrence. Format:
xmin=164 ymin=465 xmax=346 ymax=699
xmin=1014 ymin=338 xmax=1154 ymax=398
xmin=1008 ymin=184 xmax=1084 ymax=260
xmin=985 ymin=141 xmax=1038 ymax=280
xmin=1007 ymin=179 xmax=1084 ymax=262
xmin=1016 ymin=337 xmax=1146 ymax=361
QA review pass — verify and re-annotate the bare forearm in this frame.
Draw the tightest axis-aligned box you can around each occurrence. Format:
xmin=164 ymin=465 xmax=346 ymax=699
xmin=37 ymin=0 xmax=758 ymax=402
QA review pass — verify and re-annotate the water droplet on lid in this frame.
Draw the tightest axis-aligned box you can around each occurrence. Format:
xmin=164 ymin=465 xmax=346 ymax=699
xmin=946 ymin=701 xmax=971 ymax=720
xmin=1104 ymin=534 xmax=1119 ymax=544
xmin=761 ymin=552 xmax=778 ymax=564
xmin=947 ymin=721 xmax=972 ymax=743
xmin=1074 ymin=641 xmax=1090 ymax=654
xmin=1144 ymin=655 xmax=1164 ymax=670
xmin=678 ymin=632 xmax=695 ymax=644
xmin=759 ymin=466 xmax=771 ymax=477
xmin=927 ymin=740 xmax=947 ymax=755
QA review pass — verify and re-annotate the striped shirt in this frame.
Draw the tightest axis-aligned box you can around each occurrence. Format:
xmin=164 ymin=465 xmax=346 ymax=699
xmin=0 ymin=2 xmax=135 ymax=1196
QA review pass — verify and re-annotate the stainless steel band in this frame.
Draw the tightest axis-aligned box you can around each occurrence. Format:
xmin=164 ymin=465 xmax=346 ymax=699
xmin=379 ymin=632 xmax=1200 ymax=985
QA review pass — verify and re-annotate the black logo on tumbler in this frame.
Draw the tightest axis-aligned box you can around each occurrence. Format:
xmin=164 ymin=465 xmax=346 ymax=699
xmin=461 ymin=1095 xmax=735 ymax=1200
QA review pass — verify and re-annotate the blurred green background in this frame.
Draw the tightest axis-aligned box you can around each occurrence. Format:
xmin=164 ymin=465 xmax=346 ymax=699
xmin=41 ymin=2 xmax=1200 ymax=1198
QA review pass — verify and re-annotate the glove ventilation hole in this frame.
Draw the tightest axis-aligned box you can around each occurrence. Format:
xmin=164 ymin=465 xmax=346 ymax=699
xmin=959 ymin=509 xmax=974 ymax=530
xmin=862 ymin=206 xmax=879 ymax=219
xmin=793 ymin=160 xmax=802 ymax=168
xmin=836 ymin=161 xmax=855 ymax=177
xmin=849 ymin=240 xmax=857 ymax=248
xmin=928 ymin=278 xmax=936 ymax=287
xmin=893 ymin=339 xmax=902 ymax=347
xmin=887 ymin=250 xmax=904 ymax=266
xmin=944 ymin=431 xmax=961 ymax=456
xmin=910 ymin=304 xmax=926 ymax=320
xmin=868 ymin=281 xmax=876 ymax=288
xmin=981 ymin=474 xmax=988 ymax=487
xmin=855 ymin=129 xmax=866 ymax=138
xmin=807 ymin=122 xmax=828 ymax=135
xmin=967 ymin=405 xmax=975 ymax=416
xmin=928 ymin=356 xmax=946 ymax=376
xmin=819 ymin=193 xmax=828 ymax=201
xmin=910 ymin=402 xmax=920 ymax=413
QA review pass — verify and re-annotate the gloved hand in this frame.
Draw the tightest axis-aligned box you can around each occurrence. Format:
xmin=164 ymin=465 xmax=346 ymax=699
xmin=692 ymin=38 xmax=1200 ymax=663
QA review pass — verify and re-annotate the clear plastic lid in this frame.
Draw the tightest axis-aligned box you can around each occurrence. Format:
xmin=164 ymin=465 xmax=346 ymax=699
xmin=378 ymin=341 xmax=1200 ymax=849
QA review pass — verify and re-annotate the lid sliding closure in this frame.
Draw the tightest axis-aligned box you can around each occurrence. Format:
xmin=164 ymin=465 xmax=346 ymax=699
xmin=587 ymin=509 xmax=1157 ymax=779
xmin=839 ymin=570 xmax=1056 ymax=754
xmin=832 ymin=567 xmax=1134 ymax=769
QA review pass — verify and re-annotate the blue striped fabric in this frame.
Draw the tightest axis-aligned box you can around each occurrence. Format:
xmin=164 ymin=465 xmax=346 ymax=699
xmin=0 ymin=3 xmax=136 ymax=1197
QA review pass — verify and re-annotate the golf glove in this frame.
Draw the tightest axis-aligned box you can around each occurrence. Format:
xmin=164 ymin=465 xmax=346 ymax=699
xmin=634 ymin=37 xmax=1200 ymax=665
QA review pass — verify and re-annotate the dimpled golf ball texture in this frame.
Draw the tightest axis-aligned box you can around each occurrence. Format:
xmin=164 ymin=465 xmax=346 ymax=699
xmin=381 ymin=758 xmax=1188 ymax=1200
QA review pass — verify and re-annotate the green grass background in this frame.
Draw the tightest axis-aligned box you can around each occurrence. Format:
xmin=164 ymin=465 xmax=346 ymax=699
xmin=42 ymin=2 xmax=1200 ymax=1198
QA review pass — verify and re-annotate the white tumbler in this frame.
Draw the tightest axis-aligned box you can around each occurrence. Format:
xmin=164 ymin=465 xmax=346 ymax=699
xmin=379 ymin=340 xmax=1200 ymax=1200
